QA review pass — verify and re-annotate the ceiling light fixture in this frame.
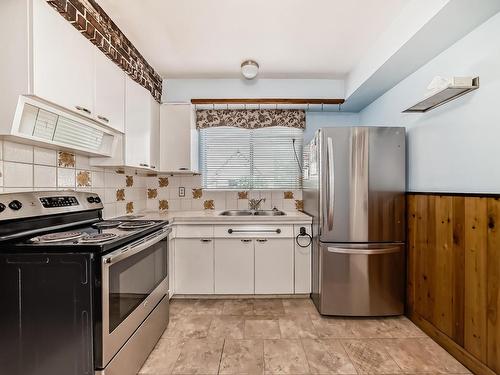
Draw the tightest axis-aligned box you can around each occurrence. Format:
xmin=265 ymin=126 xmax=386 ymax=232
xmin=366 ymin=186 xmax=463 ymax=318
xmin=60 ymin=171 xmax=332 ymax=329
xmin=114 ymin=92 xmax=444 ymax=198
xmin=241 ymin=60 xmax=259 ymax=80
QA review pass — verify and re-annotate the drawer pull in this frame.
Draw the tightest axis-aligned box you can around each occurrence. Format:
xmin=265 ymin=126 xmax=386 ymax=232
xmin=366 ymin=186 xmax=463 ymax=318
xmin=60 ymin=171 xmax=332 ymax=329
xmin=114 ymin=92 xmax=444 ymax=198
xmin=200 ymin=239 xmax=212 ymax=243
xmin=97 ymin=115 xmax=109 ymax=123
xmin=228 ymin=229 xmax=281 ymax=234
xmin=75 ymin=105 xmax=91 ymax=115
xmin=256 ymin=239 xmax=268 ymax=243
xmin=241 ymin=239 xmax=252 ymax=243
xmin=139 ymin=163 xmax=149 ymax=167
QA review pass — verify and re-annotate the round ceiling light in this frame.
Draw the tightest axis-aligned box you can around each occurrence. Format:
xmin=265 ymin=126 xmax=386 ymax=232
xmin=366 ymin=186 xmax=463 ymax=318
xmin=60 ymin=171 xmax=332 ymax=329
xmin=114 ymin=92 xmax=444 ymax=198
xmin=241 ymin=60 xmax=259 ymax=80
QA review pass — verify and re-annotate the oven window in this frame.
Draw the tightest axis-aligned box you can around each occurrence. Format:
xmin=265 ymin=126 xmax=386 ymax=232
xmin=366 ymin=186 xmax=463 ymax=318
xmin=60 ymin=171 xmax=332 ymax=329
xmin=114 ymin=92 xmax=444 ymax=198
xmin=108 ymin=238 xmax=167 ymax=333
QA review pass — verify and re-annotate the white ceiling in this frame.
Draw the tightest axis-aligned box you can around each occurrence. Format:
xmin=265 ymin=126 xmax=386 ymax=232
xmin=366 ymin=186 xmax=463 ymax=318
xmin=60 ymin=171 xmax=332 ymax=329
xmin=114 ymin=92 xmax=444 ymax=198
xmin=96 ymin=0 xmax=410 ymax=79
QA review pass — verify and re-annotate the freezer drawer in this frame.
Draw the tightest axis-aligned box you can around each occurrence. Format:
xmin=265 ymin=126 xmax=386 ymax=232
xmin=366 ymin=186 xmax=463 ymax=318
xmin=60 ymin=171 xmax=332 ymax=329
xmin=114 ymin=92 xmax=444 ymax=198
xmin=316 ymin=242 xmax=404 ymax=316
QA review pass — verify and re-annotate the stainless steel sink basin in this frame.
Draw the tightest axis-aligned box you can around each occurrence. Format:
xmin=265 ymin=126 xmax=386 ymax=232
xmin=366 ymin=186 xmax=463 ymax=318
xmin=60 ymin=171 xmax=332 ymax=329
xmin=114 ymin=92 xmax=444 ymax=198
xmin=219 ymin=210 xmax=286 ymax=216
xmin=219 ymin=210 xmax=254 ymax=216
xmin=253 ymin=210 xmax=286 ymax=216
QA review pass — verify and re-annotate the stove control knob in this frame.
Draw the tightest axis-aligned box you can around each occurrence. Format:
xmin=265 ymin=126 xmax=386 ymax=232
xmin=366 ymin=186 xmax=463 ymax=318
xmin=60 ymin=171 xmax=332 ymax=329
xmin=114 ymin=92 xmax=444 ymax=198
xmin=87 ymin=196 xmax=95 ymax=203
xmin=8 ymin=200 xmax=22 ymax=211
xmin=0 ymin=203 xmax=5 ymax=213
xmin=94 ymin=197 xmax=101 ymax=203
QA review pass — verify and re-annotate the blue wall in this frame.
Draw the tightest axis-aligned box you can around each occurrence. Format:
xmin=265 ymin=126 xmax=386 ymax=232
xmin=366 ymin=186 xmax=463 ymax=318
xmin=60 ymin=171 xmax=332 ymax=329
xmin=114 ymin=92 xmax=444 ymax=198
xmin=360 ymin=12 xmax=500 ymax=193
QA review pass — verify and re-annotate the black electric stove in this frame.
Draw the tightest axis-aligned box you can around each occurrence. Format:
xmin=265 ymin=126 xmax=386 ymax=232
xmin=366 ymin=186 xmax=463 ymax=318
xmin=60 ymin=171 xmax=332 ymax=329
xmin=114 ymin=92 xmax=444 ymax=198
xmin=0 ymin=191 xmax=171 ymax=375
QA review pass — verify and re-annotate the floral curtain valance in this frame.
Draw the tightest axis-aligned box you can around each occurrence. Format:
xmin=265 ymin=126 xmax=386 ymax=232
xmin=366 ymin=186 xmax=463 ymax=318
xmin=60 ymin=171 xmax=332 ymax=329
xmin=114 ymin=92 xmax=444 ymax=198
xmin=196 ymin=109 xmax=306 ymax=130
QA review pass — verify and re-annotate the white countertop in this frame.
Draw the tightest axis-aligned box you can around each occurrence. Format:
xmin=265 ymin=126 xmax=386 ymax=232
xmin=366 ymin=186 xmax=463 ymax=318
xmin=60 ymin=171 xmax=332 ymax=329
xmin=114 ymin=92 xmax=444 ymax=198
xmin=118 ymin=210 xmax=312 ymax=224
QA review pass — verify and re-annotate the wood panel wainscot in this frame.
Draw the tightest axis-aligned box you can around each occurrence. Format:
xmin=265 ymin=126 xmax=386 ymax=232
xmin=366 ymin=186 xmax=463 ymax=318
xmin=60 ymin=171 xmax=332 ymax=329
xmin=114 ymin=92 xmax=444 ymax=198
xmin=407 ymin=193 xmax=500 ymax=375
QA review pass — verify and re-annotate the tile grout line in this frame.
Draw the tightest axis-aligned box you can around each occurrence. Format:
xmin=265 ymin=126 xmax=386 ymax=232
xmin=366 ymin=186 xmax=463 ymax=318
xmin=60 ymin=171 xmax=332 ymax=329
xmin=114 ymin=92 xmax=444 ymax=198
xmin=216 ymin=338 xmax=226 ymax=375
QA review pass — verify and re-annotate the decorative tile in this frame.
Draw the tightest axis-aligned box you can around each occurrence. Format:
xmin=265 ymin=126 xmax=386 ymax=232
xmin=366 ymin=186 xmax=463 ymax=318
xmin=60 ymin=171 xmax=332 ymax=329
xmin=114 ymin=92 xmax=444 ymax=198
xmin=126 ymin=202 xmax=134 ymax=214
xmin=238 ymin=191 xmax=249 ymax=199
xmin=159 ymin=177 xmax=169 ymax=187
xmin=147 ymin=188 xmax=158 ymax=199
xmin=58 ymin=151 xmax=75 ymax=168
xmin=283 ymin=191 xmax=294 ymax=199
xmin=159 ymin=199 xmax=169 ymax=211
xmin=116 ymin=189 xmax=125 ymax=201
xmin=295 ymin=199 xmax=304 ymax=211
xmin=204 ymin=199 xmax=215 ymax=210
xmin=192 ymin=188 xmax=202 ymax=199
xmin=126 ymin=175 xmax=134 ymax=187
xmin=76 ymin=171 xmax=91 ymax=187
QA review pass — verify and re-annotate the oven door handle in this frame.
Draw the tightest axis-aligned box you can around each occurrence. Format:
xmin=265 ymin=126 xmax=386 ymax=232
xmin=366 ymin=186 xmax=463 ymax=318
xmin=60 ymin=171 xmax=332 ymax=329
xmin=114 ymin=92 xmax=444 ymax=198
xmin=102 ymin=227 xmax=171 ymax=265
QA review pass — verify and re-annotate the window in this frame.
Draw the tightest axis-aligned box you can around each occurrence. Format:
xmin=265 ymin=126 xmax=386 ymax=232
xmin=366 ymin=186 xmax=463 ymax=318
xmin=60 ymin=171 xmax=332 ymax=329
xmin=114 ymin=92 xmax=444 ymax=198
xmin=200 ymin=126 xmax=303 ymax=190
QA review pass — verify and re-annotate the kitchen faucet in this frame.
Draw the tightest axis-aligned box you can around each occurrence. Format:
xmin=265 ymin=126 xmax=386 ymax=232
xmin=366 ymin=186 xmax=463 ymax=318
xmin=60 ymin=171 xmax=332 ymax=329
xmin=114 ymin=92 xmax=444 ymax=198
xmin=248 ymin=198 xmax=265 ymax=210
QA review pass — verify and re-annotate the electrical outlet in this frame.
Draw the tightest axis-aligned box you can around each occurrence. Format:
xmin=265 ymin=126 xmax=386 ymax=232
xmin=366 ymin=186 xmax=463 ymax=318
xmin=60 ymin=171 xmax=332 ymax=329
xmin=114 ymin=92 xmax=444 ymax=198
xmin=179 ymin=187 xmax=185 ymax=197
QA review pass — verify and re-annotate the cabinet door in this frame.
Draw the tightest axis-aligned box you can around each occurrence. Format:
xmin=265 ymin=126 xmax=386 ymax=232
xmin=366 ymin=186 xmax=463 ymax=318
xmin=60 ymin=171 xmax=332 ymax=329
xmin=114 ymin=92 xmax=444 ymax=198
xmin=255 ymin=238 xmax=293 ymax=294
xmin=215 ymin=239 xmax=254 ymax=294
xmin=94 ymin=50 xmax=125 ymax=132
xmin=125 ymin=77 xmax=151 ymax=168
xmin=32 ymin=0 xmax=94 ymax=115
xmin=174 ymin=238 xmax=214 ymax=294
xmin=160 ymin=104 xmax=196 ymax=172
xmin=149 ymin=98 xmax=160 ymax=170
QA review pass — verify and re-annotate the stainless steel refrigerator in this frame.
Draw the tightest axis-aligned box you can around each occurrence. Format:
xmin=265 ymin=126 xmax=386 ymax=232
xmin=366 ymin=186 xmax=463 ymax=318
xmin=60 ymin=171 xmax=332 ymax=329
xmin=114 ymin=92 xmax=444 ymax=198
xmin=303 ymin=127 xmax=406 ymax=316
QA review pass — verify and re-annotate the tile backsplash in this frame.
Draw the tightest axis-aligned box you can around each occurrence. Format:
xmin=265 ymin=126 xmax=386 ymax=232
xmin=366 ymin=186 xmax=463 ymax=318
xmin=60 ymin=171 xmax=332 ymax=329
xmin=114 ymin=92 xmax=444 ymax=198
xmin=0 ymin=140 xmax=147 ymax=219
xmin=145 ymin=174 xmax=303 ymax=212
xmin=0 ymin=140 xmax=304 ymax=218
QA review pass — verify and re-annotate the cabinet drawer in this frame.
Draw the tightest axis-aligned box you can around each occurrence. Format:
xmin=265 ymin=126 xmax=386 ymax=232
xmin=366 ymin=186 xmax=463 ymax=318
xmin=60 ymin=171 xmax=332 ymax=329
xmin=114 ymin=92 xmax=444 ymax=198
xmin=175 ymin=225 xmax=214 ymax=238
xmin=214 ymin=225 xmax=293 ymax=238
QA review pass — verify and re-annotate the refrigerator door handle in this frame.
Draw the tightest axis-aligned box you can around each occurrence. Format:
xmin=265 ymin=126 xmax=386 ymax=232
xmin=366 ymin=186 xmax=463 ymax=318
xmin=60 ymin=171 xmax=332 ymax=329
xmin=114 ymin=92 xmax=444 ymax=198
xmin=327 ymin=246 xmax=401 ymax=255
xmin=327 ymin=137 xmax=335 ymax=230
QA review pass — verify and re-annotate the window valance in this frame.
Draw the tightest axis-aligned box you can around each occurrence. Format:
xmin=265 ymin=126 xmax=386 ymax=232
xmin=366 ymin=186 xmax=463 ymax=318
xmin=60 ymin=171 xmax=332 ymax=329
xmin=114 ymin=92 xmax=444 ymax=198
xmin=196 ymin=109 xmax=305 ymax=130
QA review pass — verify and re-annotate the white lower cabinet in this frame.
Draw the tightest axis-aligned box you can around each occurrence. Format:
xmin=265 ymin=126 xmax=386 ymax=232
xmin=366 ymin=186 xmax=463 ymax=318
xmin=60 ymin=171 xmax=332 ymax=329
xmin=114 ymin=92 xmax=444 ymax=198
xmin=215 ymin=239 xmax=254 ymax=294
xmin=255 ymin=238 xmax=294 ymax=294
xmin=174 ymin=238 xmax=214 ymax=294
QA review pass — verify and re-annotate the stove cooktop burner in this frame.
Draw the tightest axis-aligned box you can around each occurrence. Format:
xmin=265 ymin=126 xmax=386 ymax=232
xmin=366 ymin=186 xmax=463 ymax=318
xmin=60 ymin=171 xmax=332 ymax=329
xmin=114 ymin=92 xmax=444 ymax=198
xmin=78 ymin=233 xmax=118 ymax=243
xmin=32 ymin=231 xmax=85 ymax=243
xmin=93 ymin=221 xmax=122 ymax=229
xmin=118 ymin=221 xmax=156 ymax=230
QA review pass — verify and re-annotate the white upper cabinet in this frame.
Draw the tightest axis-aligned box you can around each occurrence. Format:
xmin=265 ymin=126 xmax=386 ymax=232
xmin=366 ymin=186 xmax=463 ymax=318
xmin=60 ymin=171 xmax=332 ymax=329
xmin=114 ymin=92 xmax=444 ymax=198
xmin=32 ymin=0 xmax=95 ymax=116
xmin=125 ymin=77 xmax=152 ymax=168
xmin=90 ymin=77 xmax=160 ymax=170
xmin=160 ymin=104 xmax=199 ymax=173
xmin=150 ymin=98 xmax=161 ymax=170
xmin=94 ymin=50 xmax=125 ymax=132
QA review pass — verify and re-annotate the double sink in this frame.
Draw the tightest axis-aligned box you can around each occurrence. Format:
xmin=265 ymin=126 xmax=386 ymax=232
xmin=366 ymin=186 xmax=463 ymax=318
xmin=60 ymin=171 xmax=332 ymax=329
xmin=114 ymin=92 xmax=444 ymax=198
xmin=219 ymin=209 xmax=286 ymax=216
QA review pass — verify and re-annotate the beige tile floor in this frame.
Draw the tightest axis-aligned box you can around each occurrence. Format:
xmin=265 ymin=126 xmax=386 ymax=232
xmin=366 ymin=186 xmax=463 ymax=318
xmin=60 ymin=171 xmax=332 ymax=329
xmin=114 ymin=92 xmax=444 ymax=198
xmin=139 ymin=298 xmax=471 ymax=375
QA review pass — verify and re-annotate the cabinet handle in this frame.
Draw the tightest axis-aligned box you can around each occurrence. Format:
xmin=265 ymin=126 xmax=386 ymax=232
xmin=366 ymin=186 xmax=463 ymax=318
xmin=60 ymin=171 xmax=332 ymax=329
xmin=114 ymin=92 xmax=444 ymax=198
xmin=241 ymin=239 xmax=252 ymax=243
xmin=256 ymin=239 xmax=268 ymax=243
xmin=97 ymin=115 xmax=109 ymax=123
xmin=228 ymin=229 xmax=281 ymax=234
xmin=150 ymin=165 xmax=156 ymax=169
xmin=75 ymin=106 xmax=91 ymax=115
xmin=200 ymin=239 xmax=212 ymax=243
xmin=178 ymin=167 xmax=188 ymax=171
xmin=139 ymin=163 xmax=149 ymax=167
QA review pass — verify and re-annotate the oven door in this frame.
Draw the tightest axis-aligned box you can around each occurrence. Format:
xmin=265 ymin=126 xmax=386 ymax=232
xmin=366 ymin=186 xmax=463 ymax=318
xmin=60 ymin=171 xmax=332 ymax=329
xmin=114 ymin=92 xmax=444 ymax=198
xmin=100 ymin=226 xmax=170 ymax=368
